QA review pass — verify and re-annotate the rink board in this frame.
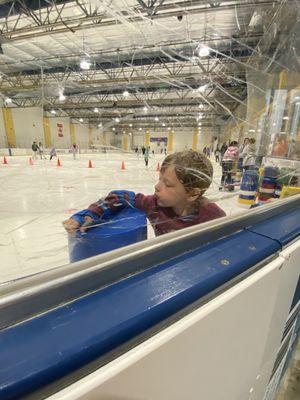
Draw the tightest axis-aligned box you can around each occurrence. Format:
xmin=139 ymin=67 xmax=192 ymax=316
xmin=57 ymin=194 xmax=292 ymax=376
xmin=0 ymin=197 xmax=299 ymax=400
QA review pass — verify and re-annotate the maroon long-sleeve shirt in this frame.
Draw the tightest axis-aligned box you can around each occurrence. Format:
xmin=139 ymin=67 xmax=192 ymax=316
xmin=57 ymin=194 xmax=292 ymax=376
xmin=87 ymin=192 xmax=226 ymax=236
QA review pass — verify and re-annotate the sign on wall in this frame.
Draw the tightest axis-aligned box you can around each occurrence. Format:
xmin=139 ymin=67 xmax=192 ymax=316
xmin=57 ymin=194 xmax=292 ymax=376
xmin=57 ymin=123 xmax=63 ymax=137
xmin=150 ymin=137 xmax=168 ymax=143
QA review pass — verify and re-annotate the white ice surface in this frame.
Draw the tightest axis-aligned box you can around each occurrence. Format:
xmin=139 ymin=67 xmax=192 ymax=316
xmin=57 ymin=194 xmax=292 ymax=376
xmin=0 ymin=152 xmax=246 ymax=283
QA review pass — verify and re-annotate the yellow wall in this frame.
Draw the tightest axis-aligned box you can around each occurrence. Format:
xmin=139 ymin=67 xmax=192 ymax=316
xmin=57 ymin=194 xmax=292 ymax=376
xmin=43 ymin=117 xmax=52 ymax=147
xmin=69 ymin=122 xmax=75 ymax=145
xmin=167 ymin=131 xmax=174 ymax=152
xmin=192 ymin=128 xmax=198 ymax=150
xmin=2 ymin=108 xmax=16 ymax=147
xmin=123 ymin=134 xmax=129 ymax=150
xmin=145 ymin=129 xmax=150 ymax=146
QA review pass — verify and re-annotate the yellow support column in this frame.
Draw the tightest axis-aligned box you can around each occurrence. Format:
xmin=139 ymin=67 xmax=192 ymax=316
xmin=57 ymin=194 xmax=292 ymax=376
xmin=2 ymin=108 xmax=16 ymax=147
xmin=123 ymin=134 xmax=129 ymax=151
xmin=279 ymin=70 xmax=287 ymax=89
xmin=145 ymin=129 xmax=150 ymax=146
xmin=69 ymin=122 xmax=75 ymax=145
xmin=43 ymin=117 xmax=52 ymax=148
xmin=192 ymin=128 xmax=198 ymax=150
xmin=167 ymin=130 xmax=174 ymax=152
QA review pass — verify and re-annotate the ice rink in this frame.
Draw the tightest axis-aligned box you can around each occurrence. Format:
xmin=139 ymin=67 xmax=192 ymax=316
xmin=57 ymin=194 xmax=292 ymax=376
xmin=1 ymin=151 xmax=245 ymax=283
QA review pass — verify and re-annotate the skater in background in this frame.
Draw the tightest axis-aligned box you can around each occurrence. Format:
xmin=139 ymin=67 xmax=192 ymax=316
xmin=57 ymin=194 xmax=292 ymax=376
xmin=70 ymin=143 xmax=78 ymax=160
xmin=241 ymin=138 xmax=256 ymax=171
xmin=49 ymin=147 xmax=57 ymax=161
xmin=215 ymin=147 xmax=220 ymax=163
xmin=238 ymin=137 xmax=249 ymax=171
xmin=31 ymin=141 xmax=39 ymax=160
xmin=220 ymin=142 xmax=228 ymax=161
xmin=144 ymin=146 xmax=150 ymax=167
xmin=220 ymin=141 xmax=239 ymax=191
xmin=63 ymin=149 xmax=226 ymax=237
xmin=38 ymin=141 xmax=46 ymax=159
xmin=164 ymin=147 xmax=167 ymax=155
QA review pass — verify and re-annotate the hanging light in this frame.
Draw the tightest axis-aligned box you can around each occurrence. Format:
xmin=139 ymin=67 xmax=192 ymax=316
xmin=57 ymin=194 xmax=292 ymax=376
xmin=115 ymin=117 xmax=120 ymax=123
xmin=155 ymin=117 xmax=159 ymax=122
xmin=79 ymin=118 xmax=83 ymax=122
xmin=50 ymin=109 xmax=56 ymax=115
xmin=198 ymin=85 xmax=207 ymax=93
xmin=129 ymin=123 xmax=133 ymax=127
xmin=123 ymin=90 xmax=129 ymax=97
xmin=112 ymin=127 xmax=116 ymax=131
xmin=139 ymin=127 xmax=142 ymax=131
xmin=80 ymin=59 xmax=91 ymax=70
xmin=197 ymin=44 xmax=210 ymax=57
xmin=94 ymin=107 xmax=99 ymax=113
xmin=162 ymin=123 xmax=166 ymax=127
xmin=59 ymin=92 xmax=66 ymax=101
xmin=5 ymin=97 xmax=12 ymax=104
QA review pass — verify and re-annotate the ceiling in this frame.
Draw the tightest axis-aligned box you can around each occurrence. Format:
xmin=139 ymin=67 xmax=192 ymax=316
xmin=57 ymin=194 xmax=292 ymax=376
xmin=0 ymin=0 xmax=291 ymax=131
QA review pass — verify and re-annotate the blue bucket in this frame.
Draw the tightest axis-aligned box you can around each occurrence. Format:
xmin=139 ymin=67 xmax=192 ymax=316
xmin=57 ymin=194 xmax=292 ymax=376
xmin=68 ymin=208 xmax=147 ymax=262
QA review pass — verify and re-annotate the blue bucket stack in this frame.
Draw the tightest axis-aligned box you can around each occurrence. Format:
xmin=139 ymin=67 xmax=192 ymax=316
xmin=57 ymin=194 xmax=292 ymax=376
xmin=68 ymin=207 xmax=147 ymax=262
xmin=238 ymin=170 xmax=259 ymax=206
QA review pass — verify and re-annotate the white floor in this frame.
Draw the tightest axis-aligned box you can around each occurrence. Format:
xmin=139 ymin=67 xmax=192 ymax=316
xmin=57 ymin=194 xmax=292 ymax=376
xmin=0 ymin=152 xmax=245 ymax=284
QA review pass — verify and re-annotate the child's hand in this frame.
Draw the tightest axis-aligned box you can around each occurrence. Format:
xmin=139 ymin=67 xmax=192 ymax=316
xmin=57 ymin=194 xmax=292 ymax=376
xmin=62 ymin=218 xmax=80 ymax=234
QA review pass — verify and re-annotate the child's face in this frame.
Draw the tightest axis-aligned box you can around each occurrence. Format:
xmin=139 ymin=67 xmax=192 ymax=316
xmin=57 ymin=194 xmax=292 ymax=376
xmin=154 ymin=165 xmax=193 ymax=214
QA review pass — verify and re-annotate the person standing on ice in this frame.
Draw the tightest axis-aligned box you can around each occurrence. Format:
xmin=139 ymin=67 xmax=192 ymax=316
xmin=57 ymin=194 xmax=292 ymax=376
xmin=144 ymin=146 xmax=150 ymax=167
xmin=31 ymin=141 xmax=39 ymax=160
xmin=49 ymin=147 xmax=57 ymax=161
xmin=70 ymin=143 xmax=78 ymax=160
xmin=63 ymin=150 xmax=226 ymax=237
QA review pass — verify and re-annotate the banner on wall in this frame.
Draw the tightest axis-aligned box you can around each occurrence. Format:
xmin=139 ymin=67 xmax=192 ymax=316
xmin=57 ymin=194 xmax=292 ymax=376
xmin=150 ymin=137 xmax=168 ymax=143
xmin=57 ymin=123 xmax=63 ymax=137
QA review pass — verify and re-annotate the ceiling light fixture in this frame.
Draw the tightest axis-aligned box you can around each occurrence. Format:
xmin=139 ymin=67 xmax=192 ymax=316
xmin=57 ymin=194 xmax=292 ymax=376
xmin=139 ymin=127 xmax=142 ymax=131
xmin=143 ymin=106 xmax=148 ymax=112
xmin=50 ymin=109 xmax=56 ymax=115
xmin=115 ymin=117 xmax=120 ymax=123
xmin=112 ymin=127 xmax=116 ymax=131
xmin=5 ymin=97 xmax=12 ymax=104
xmin=129 ymin=123 xmax=133 ymax=127
xmin=123 ymin=90 xmax=129 ymax=97
xmin=94 ymin=107 xmax=99 ymax=113
xmin=59 ymin=92 xmax=66 ymax=101
xmin=155 ymin=117 xmax=159 ymax=121
xmin=198 ymin=85 xmax=207 ymax=93
xmin=98 ymin=123 xmax=102 ymax=127
xmin=80 ymin=59 xmax=91 ymax=70
xmin=197 ymin=44 xmax=210 ymax=57
xmin=79 ymin=118 xmax=83 ymax=122
xmin=162 ymin=123 xmax=166 ymax=126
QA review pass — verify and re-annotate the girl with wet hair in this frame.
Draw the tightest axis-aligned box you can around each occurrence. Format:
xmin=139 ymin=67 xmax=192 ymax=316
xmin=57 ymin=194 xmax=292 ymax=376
xmin=63 ymin=150 xmax=225 ymax=236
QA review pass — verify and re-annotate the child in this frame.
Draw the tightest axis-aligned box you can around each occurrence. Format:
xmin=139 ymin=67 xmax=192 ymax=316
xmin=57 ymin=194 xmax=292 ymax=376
xmin=220 ymin=141 xmax=239 ymax=191
xmin=63 ymin=150 xmax=226 ymax=236
xmin=49 ymin=146 xmax=57 ymax=161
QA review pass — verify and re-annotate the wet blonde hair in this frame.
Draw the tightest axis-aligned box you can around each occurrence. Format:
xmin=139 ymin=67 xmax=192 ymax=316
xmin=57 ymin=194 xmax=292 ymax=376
xmin=161 ymin=150 xmax=213 ymax=199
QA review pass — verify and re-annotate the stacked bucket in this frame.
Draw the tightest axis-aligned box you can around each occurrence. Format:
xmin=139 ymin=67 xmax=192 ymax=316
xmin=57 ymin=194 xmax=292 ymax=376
xmin=238 ymin=170 xmax=259 ymax=206
xmin=257 ymin=166 xmax=279 ymax=202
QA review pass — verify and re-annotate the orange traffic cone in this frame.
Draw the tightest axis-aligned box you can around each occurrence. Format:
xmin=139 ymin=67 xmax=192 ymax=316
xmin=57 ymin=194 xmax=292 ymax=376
xmin=121 ymin=160 xmax=126 ymax=170
xmin=57 ymin=158 xmax=61 ymax=167
xmin=29 ymin=157 xmax=34 ymax=166
xmin=3 ymin=156 xmax=8 ymax=165
xmin=88 ymin=160 xmax=93 ymax=168
xmin=156 ymin=162 xmax=161 ymax=172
